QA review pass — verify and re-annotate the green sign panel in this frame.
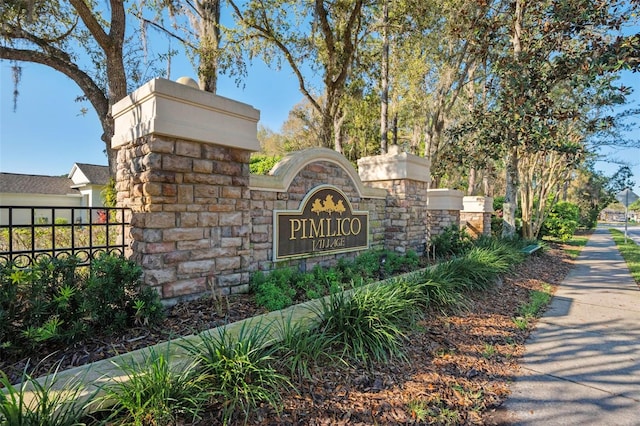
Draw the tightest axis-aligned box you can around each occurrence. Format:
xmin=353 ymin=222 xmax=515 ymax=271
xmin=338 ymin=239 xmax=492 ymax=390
xmin=274 ymin=185 xmax=369 ymax=261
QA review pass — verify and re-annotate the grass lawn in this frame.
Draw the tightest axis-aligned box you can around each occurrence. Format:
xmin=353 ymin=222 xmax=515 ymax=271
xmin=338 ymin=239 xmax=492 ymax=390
xmin=609 ymin=228 xmax=640 ymax=285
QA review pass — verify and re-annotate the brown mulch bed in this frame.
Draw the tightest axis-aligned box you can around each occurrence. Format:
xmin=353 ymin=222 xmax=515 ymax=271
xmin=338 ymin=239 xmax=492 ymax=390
xmin=2 ymin=244 xmax=575 ymax=425
xmin=1 ymin=295 xmax=269 ymax=384
xmin=207 ymin=245 xmax=573 ymax=426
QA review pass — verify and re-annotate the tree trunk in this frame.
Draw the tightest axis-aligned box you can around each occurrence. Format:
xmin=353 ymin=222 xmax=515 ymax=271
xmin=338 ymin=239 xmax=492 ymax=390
xmin=467 ymin=168 xmax=477 ymax=195
xmin=334 ymin=111 xmax=345 ymax=154
xmin=502 ymin=145 xmax=519 ymax=238
xmin=319 ymin=110 xmax=334 ymax=149
xmin=198 ymin=0 xmax=221 ymax=93
xmin=392 ymin=113 xmax=398 ymax=146
xmin=502 ymin=0 xmax=524 ymax=239
xmin=379 ymin=0 xmax=389 ymax=154
xmin=410 ymin=124 xmax=421 ymax=155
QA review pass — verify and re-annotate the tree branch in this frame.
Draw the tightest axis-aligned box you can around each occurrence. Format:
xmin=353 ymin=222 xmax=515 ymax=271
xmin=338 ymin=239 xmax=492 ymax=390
xmin=226 ymin=0 xmax=323 ymax=115
xmin=0 ymin=46 xmax=109 ymax=126
xmin=131 ymin=12 xmax=195 ymax=48
xmin=68 ymin=0 xmax=110 ymax=48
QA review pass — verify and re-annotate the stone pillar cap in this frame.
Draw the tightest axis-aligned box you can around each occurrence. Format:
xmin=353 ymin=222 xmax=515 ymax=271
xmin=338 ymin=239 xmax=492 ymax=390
xmin=426 ymin=189 xmax=464 ymax=210
xmin=111 ymin=78 xmax=260 ymax=152
xmin=357 ymin=147 xmax=431 ymax=183
xmin=462 ymin=196 xmax=494 ymax=213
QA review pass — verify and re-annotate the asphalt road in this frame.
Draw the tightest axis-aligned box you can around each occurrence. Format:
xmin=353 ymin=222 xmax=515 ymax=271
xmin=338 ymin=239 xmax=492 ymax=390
xmin=602 ymin=222 xmax=640 ymax=244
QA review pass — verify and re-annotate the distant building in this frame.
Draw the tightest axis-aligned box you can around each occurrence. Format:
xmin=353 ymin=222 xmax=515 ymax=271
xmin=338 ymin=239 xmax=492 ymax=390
xmin=0 ymin=163 xmax=110 ymax=225
xmin=599 ymin=205 xmax=639 ymax=223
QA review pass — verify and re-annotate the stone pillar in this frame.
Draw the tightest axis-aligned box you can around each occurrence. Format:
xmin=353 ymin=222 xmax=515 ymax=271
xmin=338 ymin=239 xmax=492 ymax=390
xmin=425 ymin=189 xmax=464 ymax=240
xmin=111 ymin=78 xmax=260 ymax=302
xmin=461 ymin=196 xmax=493 ymax=237
xmin=357 ymin=146 xmax=431 ymax=254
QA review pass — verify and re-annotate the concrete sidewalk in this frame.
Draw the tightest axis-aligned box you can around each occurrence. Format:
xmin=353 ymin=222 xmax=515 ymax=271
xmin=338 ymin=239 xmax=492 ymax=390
xmin=501 ymin=227 xmax=640 ymax=425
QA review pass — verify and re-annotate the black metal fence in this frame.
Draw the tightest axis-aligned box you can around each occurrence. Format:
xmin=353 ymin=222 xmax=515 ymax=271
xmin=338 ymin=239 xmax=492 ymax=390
xmin=0 ymin=206 xmax=131 ymax=268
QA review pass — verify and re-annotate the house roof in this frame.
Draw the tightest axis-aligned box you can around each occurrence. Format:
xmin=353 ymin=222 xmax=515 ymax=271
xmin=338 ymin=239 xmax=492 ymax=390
xmin=0 ymin=173 xmax=80 ymax=196
xmin=68 ymin=163 xmax=110 ymax=186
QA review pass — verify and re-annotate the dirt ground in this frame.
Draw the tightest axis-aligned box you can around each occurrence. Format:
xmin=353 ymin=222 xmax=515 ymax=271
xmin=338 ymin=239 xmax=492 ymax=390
xmin=215 ymin=245 xmax=574 ymax=425
xmin=2 ymin=244 xmax=574 ymax=425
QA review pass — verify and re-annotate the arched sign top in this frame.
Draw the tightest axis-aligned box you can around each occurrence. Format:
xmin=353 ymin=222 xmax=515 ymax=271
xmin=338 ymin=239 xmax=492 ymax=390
xmin=273 ymin=185 xmax=369 ymax=261
xmin=249 ymin=148 xmax=387 ymax=199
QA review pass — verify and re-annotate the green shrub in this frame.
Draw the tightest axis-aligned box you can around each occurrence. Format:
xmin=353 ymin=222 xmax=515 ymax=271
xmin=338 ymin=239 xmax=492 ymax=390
xmin=0 ymin=254 xmax=164 ymax=355
xmin=541 ymin=201 xmax=580 ymax=241
xmin=250 ymin=250 xmax=423 ymax=311
xmin=101 ymin=177 xmax=118 ymax=207
xmin=351 ymin=250 xmax=384 ymax=280
xmin=84 ymin=253 xmax=164 ymax=331
xmin=0 ymin=257 xmax=87 ymax=349
xmin=250 ymin=269 xmax=297 ymax=311
xmin=249 ymin=154 xmax=282 ymax=175
xmin=381 ymin=250 xmax=420 ymax=276
xmin=491 ymin=215 xmax=504 ymax=238
xmin=429 ymin=225 xmax=474 ymax=258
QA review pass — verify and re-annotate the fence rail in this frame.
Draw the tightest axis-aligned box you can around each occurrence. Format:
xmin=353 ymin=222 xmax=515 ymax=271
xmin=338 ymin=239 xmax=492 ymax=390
xmin=0 ymin=206 xmax=131 ymax=268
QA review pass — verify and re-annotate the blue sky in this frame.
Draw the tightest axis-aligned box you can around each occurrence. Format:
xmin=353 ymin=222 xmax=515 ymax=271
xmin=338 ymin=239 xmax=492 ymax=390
xmin=0 ymin=57 xmax=304 ymax=177
xmin=1 ymin=52 xmax=639 ymax=196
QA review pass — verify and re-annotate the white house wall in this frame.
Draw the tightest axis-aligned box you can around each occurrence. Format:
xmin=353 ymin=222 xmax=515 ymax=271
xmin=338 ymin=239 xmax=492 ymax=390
xmin=79 ymin=186 xmax=107 ymax=221
xmin=0 ymin=193 xmax=84 ymax=225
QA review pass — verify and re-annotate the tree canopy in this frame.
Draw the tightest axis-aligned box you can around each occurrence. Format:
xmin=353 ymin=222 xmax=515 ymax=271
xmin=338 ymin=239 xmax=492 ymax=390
xmin=3 ymin=0 xmax=639 ymax=238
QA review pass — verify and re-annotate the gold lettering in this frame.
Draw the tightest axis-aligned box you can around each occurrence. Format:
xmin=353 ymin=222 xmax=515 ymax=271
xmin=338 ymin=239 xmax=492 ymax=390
xmin=325 ymin=218 xmax=337 ymax=237
xmin=350 ymin=218 xmax=362 ymax=235
xmin=340 ymin=218 xmax=351 ymax=236
xmin=289 ymin=219 xmax=301 ymax=240
xmin=329 ymin=237 xmax=346 ymax=248
xmin=310 ymin=218 xmax=324 ymax=238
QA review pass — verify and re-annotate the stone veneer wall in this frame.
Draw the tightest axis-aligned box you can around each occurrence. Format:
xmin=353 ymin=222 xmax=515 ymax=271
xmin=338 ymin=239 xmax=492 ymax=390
xmin=111 ymin=78 xmax=489 ymax=303
xmin=427 ymin=210 xmax=462 ymax=238
xmin=111 ymin=78 xmax=261 ymax=301
xmin=357 ymin=146 xmax=433 ymax=255
xmin=364 ymin=179 xmax=430 ymax=254
xmin=249 ymin=159 xmax=386 ymax=273
xmin=460 ymin=196 xmax=494 ymax=237
xmin=115 ymin=135 xmax=253 ymax=299
xmin=424 ymin=189 xmax=465 ymax=246
xmin=460 ymin=212 xmax=492 ymax=237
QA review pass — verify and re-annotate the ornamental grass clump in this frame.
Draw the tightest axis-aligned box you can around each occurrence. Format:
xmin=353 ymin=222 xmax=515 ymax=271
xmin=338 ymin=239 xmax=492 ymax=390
xmin=419 ymin=236 xmax=525 ymax=311
xmin=181 ymin=322 xmax=291 ymax=425
xmin=271 ymin=313 xmax=341 ymax=382
xmin=314 ymin=281 xmax=423 ymax=365
xmin=442 ymin=248 xmax=507 ymax=292
xmin=420 ymin=277 xmax=468 ymax=311
xmin=99 ymin=347 xmax=209 ymax=426
xmin=0 ymin=361 xmax=90 ymax=426
xmin=473 ymin=235 xmax=526 ymax=266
